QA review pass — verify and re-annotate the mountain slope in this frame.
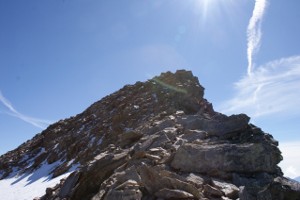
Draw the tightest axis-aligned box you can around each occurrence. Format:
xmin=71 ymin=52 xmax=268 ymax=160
xmin=0 ymin=70 xmax=299 ymax=200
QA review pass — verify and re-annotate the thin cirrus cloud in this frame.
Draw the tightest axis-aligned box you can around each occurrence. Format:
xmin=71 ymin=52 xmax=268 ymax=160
xmin=219 ymin=55 xmax=300 ymax=118
xmin=220 ymin=0 xmax=300 ymax=118
xmin=247 ymin=0 xmax=268 ymax=76
xmin=0 ymin=91 xmax=52 ymax=129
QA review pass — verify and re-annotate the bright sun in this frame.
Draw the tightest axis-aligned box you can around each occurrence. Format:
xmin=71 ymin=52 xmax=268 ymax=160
xmin=189 ymin=0 xmax=218 ymax=22
xmin=192 ymin=0 xmax=234 ymax=23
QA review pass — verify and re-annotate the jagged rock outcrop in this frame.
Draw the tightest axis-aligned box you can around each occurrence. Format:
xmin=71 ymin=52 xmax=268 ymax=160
xmin=0 ymin=70 xmax=299 ymax=200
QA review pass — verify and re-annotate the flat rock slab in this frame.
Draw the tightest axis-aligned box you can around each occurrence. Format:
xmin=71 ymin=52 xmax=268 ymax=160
xmin=155 ymin=188 xmax=194 ymax=199
xmin=171 ymin=143 xmax=280 ymax=174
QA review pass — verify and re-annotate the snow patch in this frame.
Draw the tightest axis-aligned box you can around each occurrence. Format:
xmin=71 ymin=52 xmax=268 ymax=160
xmin=53 ymin=143 xmax=59 ymax=149
xmin=163 ymin=127 xmax=177 ymax=132
xmin=89 ymin=136 xmax=96 ymax=147
xmin=124 ymin=127 xmax=133 ymax=133
xmin=67 ymin=159 xmax=75 ymax=167
xmin=0 ymin=160 xmax=76 ymax=200
xmin=168 ymin=115 xmax=175 ymax=120
xmin=79 ymin=125 xmax=85 ymax=132
xmin=152 ymin=93 xmax=158 ymax=103
xmin=16 ymin=147 xmax=47 ymax=175
xmin=67 ymin=160 xmax=80 ymax=172
xmin=97 ymin=136 xmax=104 ymax=145
xmin=175 ymin=110 xmax=184 ymax=115
xmin=19 ymin=154 xmax=30 ymax=163
xmin=39 ymin=148 xmax=46 ymax=154
xmin=70 ymin=163 xmax=80 ymax=171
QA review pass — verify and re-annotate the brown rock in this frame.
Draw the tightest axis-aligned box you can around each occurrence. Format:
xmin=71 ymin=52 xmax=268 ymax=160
xmin=118 ymin=130 xmax=143 ymax=148
xmin=203 ymin=184 xmax=223 ymax=198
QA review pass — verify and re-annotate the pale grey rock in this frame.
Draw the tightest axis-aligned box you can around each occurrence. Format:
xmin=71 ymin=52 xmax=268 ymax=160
xmin=114 ymin=166 xmax=141 ymax=184
xmin=182 ymin=129 xmax=207 ymax=142
xmin=171 ymin=143 xmax=280 ymax=174
xmin=58 ymin=172 xmax=80 ymax=198
xmin=177 ymin=114 xmax=250 ymax=136
xmin=155 ymin=188 xmax=194 ymax=199
xmin=184 ymin=173 xmax=205 ymax=188
xmin=104 ymin=188 xmax=142 ymax=200
xmin=213 ymin=179 xmax=239 ymax=199
xmin=138 ymin=164 xmax=203 ymax=199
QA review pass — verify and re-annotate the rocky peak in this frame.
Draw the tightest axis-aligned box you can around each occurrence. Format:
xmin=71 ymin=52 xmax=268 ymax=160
xmin=0 ymin=70 xmax=209 ymax=178
xmin=152 ymin=70 xmax=204 ymax=99
xmin=0 ymin=70 xmax=299 ymax=200
xmin=150 ymin=70 xmax=208 ymax=115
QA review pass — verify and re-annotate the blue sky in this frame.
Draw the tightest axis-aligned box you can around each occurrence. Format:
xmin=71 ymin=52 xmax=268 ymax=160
xmin=0 ymin=0 xmax=299 ymax=178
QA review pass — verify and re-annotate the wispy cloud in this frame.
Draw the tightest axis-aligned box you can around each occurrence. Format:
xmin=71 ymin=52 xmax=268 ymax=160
xmin=0 ymin=91 xmax=52 ymax=129
xmin=247 ymin=0 xmax=268 ymax=76
xmin=219 ymin=55 xmax=300 ymax=117
xmin=279 ymin=141 xmax=300 ymax=178
xmin=220 ymin=0 xmax=300 ymax=118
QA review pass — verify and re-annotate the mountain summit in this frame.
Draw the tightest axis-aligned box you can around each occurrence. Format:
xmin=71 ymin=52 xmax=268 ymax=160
xmin=0 ymin=70 xmax=299 ymax=200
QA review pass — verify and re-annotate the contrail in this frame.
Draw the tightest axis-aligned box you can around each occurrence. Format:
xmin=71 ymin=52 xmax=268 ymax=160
xmin=0 ymin=91 xmax=52 ymax=129
xmin=0 ymin=91 xmax=17 ymax=113
xmin=247 ymin=0 xmax=268 ymax=76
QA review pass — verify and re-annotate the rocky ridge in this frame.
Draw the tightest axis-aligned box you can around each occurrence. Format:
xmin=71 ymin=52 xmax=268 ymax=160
xmin=0 ymin=70 xmax=299 ymax=200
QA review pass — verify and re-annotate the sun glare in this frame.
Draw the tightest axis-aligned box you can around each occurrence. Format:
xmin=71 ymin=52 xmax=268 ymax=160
xmin=194 ymin=0 xmax=218 ymax=20
xmin=190 ymin=0 xmax=236 ymax=24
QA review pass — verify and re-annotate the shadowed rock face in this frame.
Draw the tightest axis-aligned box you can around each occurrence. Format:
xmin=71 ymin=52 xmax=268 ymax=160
xmin=0 ymin=70 xmax=299 ymax=200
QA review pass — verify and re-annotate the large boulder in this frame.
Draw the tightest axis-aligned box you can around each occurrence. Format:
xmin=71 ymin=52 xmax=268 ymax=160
xmin=178 ymin=114 xmax=250 ymax=136
xmin=171 ymin=143 xmax=281 ymax=174
xmin=69 ymin=151 xmax=129 ymax=200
